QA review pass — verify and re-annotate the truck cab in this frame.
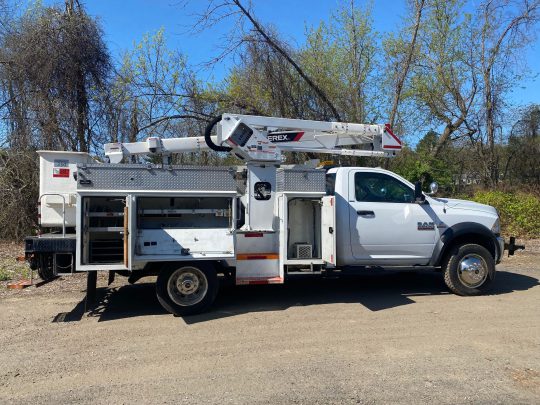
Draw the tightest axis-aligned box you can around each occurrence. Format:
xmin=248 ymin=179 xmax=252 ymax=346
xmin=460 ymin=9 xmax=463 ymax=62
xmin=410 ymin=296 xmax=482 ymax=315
xmin=328 ymin=166 xmax=504 ymax=295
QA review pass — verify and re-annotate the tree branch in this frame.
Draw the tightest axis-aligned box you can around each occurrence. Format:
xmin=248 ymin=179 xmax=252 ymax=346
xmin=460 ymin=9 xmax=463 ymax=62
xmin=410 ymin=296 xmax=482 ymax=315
xmin=231 ymin=0 xmax=341 ymax=121
xmin=136 ymin=114 xmax=208 ymax=135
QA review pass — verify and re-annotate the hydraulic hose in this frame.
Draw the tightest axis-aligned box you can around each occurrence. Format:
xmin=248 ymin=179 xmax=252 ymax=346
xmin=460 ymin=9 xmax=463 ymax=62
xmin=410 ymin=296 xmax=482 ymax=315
xmin=204 ymin=115 xmax=232 ymax=152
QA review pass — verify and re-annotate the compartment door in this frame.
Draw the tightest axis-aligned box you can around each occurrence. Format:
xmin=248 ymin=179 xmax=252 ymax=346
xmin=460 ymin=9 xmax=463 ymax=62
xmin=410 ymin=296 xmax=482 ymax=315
xmin=76 ymin=195 xmax=90 ymax=267
xmin=124 ymin=195 xmax=136 ymax=270
xmin=321 ymin=196 xmax=336 ymax=266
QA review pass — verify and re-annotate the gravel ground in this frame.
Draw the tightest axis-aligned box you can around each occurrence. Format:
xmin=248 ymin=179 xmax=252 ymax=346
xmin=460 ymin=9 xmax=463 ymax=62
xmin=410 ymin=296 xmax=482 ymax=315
xmin=0 ymin=245 xmax=538 ymax=404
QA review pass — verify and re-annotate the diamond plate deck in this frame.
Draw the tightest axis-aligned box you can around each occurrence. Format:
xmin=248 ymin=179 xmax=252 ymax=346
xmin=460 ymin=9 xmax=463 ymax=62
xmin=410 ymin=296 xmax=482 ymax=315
xmin=76 ymin=164 xmax=237 ymax=192
xmin=276 ymin=168 xmax=326 ymax=192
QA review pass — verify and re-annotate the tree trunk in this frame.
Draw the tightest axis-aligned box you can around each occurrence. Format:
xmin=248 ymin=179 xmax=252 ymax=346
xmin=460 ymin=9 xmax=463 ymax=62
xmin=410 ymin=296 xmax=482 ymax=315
xmin=430 ymin=115 xmax=465 ymax=158
xmin=388 ymin=0 xmax=425 ymax=129
xmin=76 ymin=70 xmax=89 ymax=152
xmin=483 ymin=71 xmax=498 ymax=186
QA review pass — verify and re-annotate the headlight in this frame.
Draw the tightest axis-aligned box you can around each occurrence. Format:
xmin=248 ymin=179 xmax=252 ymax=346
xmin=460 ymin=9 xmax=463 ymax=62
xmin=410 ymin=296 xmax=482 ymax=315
xmin=491 ymin=217 xmax=501 ymax=234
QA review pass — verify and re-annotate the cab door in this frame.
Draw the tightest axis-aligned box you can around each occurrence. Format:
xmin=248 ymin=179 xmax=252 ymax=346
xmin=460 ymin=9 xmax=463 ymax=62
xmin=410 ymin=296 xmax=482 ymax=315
xmin=348 ymin=170 xmax=436 ymax=265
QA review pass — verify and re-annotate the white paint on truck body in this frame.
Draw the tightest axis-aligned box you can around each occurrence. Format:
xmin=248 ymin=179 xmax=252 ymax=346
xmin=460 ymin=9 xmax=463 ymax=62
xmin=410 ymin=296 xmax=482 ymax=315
xmin=38 ymin=150 xmax=93 ymax=228
xmin=328 ymin=167 xmax=499 ymax=266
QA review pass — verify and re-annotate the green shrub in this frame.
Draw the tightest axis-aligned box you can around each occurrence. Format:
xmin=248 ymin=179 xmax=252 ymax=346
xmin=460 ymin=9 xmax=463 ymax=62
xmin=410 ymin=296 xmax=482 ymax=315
xmin=472 ymin=191 xmax=540 ymax=238
xmin=0 ymin=267 xmax=10 ymax=281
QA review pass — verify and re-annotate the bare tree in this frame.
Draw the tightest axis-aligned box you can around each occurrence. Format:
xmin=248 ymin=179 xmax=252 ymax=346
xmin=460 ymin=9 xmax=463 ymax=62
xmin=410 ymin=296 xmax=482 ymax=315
xmin=0 ymin=150 xmax=39 ymax=239
xmin=504 ymin=104 xmax=540 ymax=184
xmin=408 ymin=0 xmax=479 ymax=158
xmin=0 ymin=2 xmax=110 ymax=152
xmin=476 ymin=0 xmax=540 ymax=184
xmin=187 ymin=0 xmax=342 ymax=120
xmin=386 ymin=0 xmax=426 ymax=130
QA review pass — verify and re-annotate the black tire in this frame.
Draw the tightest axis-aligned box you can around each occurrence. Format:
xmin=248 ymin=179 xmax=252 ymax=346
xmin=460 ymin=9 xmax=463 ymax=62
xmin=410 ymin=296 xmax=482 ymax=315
xmin=156 ymin=262 xmax=218 ymax=316
xmin=443 ymin=243 xmax=495 ymax=296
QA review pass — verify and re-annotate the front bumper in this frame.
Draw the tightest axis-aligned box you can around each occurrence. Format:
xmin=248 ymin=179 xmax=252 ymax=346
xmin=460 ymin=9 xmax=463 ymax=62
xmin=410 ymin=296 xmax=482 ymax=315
xmin=496 ymin=236 xmax=505 ymax=264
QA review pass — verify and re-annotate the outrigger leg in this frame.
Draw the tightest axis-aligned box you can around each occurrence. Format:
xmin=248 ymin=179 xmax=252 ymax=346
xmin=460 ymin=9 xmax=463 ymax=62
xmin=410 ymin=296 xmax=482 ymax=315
xmin=85 ymin=271 xmax=97 ymax=312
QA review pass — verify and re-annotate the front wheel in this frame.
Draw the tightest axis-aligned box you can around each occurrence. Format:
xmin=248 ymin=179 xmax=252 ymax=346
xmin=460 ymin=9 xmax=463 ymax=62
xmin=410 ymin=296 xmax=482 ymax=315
xmin=443 ymin=243 xmax=495 ymax=296
xmin=156 ymin=263 xmax=218 ymax=316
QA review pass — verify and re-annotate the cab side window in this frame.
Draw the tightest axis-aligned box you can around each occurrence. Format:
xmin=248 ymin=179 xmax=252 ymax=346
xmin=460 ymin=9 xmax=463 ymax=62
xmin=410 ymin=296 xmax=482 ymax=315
xmin=355 ymin=172 xmax=414 ymax=203
xmin=325 ymin=173 xmax=336 ymax=196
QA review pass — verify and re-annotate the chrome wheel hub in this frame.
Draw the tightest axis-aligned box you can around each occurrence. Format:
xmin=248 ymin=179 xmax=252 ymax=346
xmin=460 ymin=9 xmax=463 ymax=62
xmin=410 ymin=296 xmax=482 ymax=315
xmin=458 ymin=254 xmax=488 ymax=288
xmin=167 ymin=267 xmax=208 ymax=306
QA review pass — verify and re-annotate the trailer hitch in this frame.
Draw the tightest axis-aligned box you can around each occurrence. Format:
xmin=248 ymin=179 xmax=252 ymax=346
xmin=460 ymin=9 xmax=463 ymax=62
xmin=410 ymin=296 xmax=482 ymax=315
xmin=504 ymin=236 xmax=525 ymax=256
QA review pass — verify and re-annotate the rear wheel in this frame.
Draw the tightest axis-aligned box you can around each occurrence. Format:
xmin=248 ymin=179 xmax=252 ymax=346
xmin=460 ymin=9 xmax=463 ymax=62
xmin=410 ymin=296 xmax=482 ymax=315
xmin=37 ymin=254 xmax=56 ymax=281
xmin=443 ymin=243 xmax=495 ymax=296
xmin=156 ymin=263 xmax=218 ymax=316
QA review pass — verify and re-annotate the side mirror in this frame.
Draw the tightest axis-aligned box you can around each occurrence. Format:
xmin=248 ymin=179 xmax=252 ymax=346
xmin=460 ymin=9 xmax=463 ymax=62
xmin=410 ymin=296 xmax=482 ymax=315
xmin=427 ymin=181 xmax=439 ymax=195
xmin=414 ymin=181 xmax=425 ymax=203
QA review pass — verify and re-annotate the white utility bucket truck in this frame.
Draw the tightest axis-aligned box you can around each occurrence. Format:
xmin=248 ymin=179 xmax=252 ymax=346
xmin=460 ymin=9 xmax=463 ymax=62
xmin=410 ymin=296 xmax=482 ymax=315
xmin=24 ymin=114 xmax=522 ymax=315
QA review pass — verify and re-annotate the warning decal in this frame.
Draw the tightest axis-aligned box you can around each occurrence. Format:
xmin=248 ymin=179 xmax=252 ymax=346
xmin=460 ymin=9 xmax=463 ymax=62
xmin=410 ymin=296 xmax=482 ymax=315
xmin=53 ymin=168 xmax=70 ymax=178
xmin=52 ymin=159 xmax=70 ymax=178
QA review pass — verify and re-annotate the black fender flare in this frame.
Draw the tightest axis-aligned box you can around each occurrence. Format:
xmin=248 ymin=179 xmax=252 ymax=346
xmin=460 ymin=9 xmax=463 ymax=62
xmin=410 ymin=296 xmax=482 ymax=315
xmin=429 ymin=222 xmax=499 ymax=266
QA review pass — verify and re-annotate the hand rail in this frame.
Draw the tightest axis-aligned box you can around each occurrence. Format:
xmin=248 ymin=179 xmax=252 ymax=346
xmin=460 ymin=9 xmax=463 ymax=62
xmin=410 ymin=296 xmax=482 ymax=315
xmin=38 ymin=193 xmax=66 ymax=237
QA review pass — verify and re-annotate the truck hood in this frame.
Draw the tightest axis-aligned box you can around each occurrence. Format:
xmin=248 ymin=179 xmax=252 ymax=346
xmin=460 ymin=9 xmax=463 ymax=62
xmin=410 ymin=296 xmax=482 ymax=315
xmin=432 ymin=198 xmax=497 ymax=215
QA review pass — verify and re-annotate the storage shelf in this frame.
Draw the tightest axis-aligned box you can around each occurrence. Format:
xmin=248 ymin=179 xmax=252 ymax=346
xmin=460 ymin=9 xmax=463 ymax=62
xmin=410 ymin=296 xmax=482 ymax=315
xmin=88 ymin=227 xmax=124 ymax=232
xmin=140 ymin=208 xmax=229 ymax=216
xmin=88 ymin=212 xmax=124 ymax=217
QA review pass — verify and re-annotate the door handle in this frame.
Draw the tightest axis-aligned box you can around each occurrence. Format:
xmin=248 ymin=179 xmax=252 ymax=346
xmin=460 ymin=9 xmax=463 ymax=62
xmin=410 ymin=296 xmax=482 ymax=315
xmin=357 ymin=210 xmax=375 ymax=216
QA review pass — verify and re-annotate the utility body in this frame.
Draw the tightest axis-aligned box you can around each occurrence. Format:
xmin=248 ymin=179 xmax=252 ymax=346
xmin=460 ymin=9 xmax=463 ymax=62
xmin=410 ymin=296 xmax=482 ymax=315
xmin=24 ymin=113 xmax=521 ymax=315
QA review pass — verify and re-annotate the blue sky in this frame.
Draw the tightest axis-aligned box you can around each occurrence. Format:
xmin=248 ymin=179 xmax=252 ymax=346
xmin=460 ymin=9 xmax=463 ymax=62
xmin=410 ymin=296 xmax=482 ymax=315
xmin=80 ymin=0 xmax=406 ymax=80
xmin=39 ymin=0 xmax=539 ymax=106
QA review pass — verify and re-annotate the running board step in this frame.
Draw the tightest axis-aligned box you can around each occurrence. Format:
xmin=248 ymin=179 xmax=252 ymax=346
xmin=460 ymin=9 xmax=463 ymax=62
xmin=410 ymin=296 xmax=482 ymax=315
xmin=286 ymin=271 xmax=322 ymax=276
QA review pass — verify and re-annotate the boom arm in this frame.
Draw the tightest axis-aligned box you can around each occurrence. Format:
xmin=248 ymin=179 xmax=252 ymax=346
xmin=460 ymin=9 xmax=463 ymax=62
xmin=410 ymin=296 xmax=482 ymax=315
xmin=104 ymin=113 xmax=401 ymax=164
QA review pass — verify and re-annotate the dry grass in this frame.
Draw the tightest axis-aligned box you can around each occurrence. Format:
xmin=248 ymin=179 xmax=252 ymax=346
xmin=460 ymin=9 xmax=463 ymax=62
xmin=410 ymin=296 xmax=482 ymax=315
xmin=0 ymin=241 xmax=29 ymax=283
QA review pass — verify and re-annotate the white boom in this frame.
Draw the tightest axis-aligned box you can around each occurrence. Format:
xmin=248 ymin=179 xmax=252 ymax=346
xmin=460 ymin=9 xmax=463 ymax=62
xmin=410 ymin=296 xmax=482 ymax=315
xmin=104 ymin=113 xmax=402 ymax=163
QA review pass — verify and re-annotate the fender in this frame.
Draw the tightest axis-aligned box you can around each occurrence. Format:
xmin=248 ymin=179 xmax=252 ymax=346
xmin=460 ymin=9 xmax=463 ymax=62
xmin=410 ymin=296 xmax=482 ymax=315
xmin=429 ymin=222 xmax=499 ymax=267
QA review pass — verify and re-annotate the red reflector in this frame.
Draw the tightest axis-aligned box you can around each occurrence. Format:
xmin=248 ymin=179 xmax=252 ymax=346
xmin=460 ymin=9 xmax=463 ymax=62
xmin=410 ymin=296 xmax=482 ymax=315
xmin=247 ymin=279 xmax=270 ymax=285
xmin=236 ymin=277 xmax=284 ymax=285
xmin=244 ymin=232 xmax=264 ymax=238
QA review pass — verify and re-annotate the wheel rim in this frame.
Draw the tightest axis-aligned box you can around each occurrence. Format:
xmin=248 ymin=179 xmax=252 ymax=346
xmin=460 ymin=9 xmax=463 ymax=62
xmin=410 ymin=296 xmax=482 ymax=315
xmin=167 ymin=267 xmax=208 ymax=306
xmin=457 ymin=254 xmax=488 ymax=288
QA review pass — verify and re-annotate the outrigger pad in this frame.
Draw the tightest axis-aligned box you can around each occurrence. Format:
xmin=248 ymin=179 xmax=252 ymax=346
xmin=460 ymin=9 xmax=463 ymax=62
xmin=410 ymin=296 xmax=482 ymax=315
xmin=505 ymin=236 xmax=525 ymax=256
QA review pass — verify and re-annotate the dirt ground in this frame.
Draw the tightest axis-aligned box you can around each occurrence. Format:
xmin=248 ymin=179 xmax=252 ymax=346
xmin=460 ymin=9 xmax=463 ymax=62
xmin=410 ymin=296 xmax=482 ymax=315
xmin=0 ymin=247 xmax=539 ymax=404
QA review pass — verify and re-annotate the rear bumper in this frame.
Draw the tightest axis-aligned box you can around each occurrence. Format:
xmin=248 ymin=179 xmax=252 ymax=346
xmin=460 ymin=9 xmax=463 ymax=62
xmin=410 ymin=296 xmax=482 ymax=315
xmin=25 ymin=234 xmax=76 ymax=255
